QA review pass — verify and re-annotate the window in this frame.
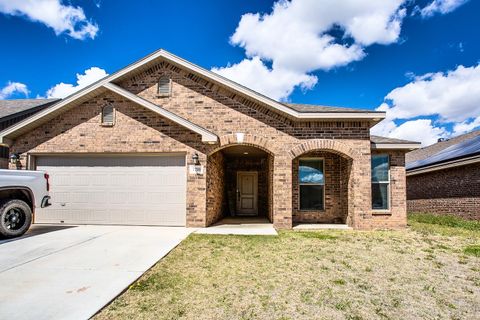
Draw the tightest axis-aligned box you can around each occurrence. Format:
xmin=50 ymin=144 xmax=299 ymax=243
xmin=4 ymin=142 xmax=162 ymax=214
xmin=299 ymin=158 xmax=324 ymax=210
xmin=157 ymin=76 xmax=171 ymax=96
xmin=371 ymin=154 xmax=390 ymax=210
xmin=101 ymin=105 xmax=114 ymax=125
xmin=0 ymin=146 xmax=8 ymax=159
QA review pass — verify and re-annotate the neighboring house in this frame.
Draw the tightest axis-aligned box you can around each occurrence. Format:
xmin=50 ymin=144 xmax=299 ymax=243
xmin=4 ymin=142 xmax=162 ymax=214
xmin=406 ymin=130 xmax=480 ymax=220
xmin=0 ymin=99 xmax=59 ymax=168
xmin=0 ymin=49 xmax=420 ymax=230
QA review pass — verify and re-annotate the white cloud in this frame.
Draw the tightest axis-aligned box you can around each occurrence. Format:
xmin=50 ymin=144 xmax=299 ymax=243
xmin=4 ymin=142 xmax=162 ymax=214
xmin=0 ymin=81 xmax=29 ymax=99
xmin=379 ymin=64 xmax=480 ymax=122
xmin=373 ymin=118 xmax=447 ymax=146
xmin=213 ymin=0 xmax=409 ymax=100
xmin=453 ymin=116 xmax=480 ymax=135
xmin=212 ymin=57 xmax=318 ymax=100
xmin=46 ymin=67 xmax=108 ymax=98
xmin=0 ymin=0 xmax=98 ymax=40
xmin=420 ymin=0 xmax=469 ymax=17
xmin=372 ymin=64 xmax=480 ymax=146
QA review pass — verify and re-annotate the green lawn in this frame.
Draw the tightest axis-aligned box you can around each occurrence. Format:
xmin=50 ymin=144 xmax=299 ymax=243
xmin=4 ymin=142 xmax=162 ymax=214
xmin=96 ymin=214 xmax=480 ymax=320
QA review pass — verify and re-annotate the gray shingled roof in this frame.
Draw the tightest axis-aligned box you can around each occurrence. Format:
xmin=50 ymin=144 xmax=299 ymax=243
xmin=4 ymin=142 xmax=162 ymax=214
xmin=0 ymin=98 xmax=59 ymax=119
xmin=284 ymin=103 xmax=384 ymax=114
xmin=370 ymin=135 xmax=419 ymax=145
xmin=406 ymin=130 xmax=480 ymax=164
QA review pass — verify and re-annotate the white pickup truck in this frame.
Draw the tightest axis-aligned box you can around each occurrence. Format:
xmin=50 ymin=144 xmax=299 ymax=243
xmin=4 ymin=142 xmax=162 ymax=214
xmin=0 ymin=169 xmax=51 ymax=238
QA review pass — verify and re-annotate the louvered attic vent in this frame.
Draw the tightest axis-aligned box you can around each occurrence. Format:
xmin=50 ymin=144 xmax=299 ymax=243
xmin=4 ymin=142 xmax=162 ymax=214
xmin=102 ymin=105 xmax=114 ymax=125
xmin=158 ymin=76 xmax=171 ymax=96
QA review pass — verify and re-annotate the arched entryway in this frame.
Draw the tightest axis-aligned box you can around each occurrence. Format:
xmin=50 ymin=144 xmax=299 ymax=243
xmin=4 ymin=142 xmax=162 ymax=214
xmin=289 ymin=140 xmax=359 ymax=226
xmin=292 ymin=150 xmax=352 ymax=224
xmin=206 ymin=144 xmax=274 ymax=226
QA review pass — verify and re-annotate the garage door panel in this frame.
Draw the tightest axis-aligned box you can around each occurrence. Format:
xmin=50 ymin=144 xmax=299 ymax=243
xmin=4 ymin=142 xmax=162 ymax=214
xmin=35 ymin=155 xmax=187 ymax=226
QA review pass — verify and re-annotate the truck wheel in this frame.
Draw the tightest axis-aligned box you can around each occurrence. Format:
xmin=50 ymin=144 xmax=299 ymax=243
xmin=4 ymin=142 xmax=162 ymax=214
xmin=0 ymin=199 xmax=32 ymax=238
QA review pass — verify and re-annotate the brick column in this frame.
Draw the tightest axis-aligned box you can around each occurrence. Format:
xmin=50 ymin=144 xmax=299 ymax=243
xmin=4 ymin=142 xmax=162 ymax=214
xmin=186 ymin=150 xmax=208 ymax=227
xmin=272 ymin=154 xmax=292 ymax=229
xmin=350 ymin=143 xmax=373 ymax=229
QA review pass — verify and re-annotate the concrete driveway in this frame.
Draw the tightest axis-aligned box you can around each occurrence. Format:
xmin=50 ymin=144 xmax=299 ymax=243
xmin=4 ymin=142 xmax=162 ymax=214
xmin=0 ymin=224 xmax=194 ymax=320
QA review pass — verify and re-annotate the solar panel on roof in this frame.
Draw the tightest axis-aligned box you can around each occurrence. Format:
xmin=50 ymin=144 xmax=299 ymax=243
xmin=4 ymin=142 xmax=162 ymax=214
xmin=407 ymin=135 xmax=480 ymax=170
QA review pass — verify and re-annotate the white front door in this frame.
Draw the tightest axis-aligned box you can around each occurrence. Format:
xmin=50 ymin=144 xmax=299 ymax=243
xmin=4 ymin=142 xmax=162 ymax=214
xmin=236 ymin=171 xmax=258 ymax=215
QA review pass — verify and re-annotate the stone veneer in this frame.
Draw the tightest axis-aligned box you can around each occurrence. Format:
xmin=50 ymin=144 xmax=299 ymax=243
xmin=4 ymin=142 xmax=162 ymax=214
xmin=8 ymin=60 xmax=408 ymax=229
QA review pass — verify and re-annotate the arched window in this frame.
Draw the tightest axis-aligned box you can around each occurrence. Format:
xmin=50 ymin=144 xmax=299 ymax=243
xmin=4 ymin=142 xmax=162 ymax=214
xmin=157 ymin=76 xmax=171 ymax=96
xmin=101 ymin=105 xmax=115 ymax=125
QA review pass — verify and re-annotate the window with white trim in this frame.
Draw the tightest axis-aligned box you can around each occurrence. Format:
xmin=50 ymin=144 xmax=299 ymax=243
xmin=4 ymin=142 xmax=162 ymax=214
xmin=371 ymin=154 xmax=390 ymax=210
xmin=158 ymin=76 xmax=171 ymax=96
xmin=101 ymin=105 xmax=114 ymax=125
xmin=299 ymin=158 xmax=325 ymax=210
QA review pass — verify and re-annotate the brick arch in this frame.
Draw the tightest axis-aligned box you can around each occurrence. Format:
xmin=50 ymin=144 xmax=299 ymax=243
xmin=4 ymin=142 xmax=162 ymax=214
xmin=288 ymin=139 xmax=359 ymax=160
xmin=208 ymin=133 xmax=275 ymax=155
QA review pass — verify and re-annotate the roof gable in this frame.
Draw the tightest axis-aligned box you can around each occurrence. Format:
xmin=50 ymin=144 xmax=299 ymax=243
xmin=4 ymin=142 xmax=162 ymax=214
xmin=0 ymin=49 xmax=386 ymax=145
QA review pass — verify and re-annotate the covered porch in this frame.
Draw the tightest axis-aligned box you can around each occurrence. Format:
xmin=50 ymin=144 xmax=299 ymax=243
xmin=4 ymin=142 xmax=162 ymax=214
xmin=206 ymin=144 xmax=274 ymax=226
xmin=205 ymin=141 xmax=356 ymax=229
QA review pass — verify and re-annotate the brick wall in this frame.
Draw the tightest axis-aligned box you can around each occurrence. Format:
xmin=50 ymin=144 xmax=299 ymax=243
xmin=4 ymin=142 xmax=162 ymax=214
xmin=9 ymin=91 xmax=209 ymax=227
xmin=118 ymin=63 xmax=371 ymax=141
xmin=7 ymin=59 xmax=409 ymax=230
xmin=206 ymin=150 xmax=225 ymax=226
xmin=407 ymin=162 xmax=480 ymax=220
xmin=367 ymin=150 xmax=407 ymax=229
xmin=292 ymin=151 xmax=350 ymax=223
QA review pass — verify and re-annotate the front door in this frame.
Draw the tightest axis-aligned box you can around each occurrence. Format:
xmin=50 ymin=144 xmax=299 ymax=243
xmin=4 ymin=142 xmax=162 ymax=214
xmin=236 ymin=171 xmax=258 ymax=215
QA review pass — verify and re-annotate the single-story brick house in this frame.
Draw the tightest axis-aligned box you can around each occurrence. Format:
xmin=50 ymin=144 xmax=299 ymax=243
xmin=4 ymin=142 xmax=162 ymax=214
xmin=407 ymin=130 xmax=480 ymax=220
xmin=0 ymin=49 xmax=420 ymax=229
xmin=0 ymin=98 xmax=59 ymax=168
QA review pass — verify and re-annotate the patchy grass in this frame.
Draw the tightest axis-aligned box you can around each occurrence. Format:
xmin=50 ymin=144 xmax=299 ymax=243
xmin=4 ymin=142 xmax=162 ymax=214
xmin=409 ymin=212 xmax=480 ymax=231
xmin=408 ymin=212 xmax=480 ymax=239
xmin=96 ymin=214 xmax=480 ymax=320
xmin=464 ymin=245 xmax=480 ymax=257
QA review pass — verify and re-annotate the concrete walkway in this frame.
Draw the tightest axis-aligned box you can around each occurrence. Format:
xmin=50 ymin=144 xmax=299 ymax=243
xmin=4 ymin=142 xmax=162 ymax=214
xmin=293 ymin=223 xmax=352 ymax=230
xmin=0 ymin=224 xmax=194 ymax=320
xmin=195 ymin=217 xmax=277 ymax=235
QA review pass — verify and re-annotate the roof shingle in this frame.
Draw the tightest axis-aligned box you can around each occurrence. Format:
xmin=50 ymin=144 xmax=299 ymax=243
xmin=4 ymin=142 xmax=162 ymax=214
xmin=370 ymin=135 xmax=419 ymax=145
xmin=284 ymin=103 xmax=384 ymax=114
xmin=0 ymin=98 xmax=59 ymax=119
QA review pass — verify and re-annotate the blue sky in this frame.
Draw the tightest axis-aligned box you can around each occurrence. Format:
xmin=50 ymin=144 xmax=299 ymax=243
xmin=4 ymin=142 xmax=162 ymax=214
xmin=0 ymin=0 xmax=479 ymax=145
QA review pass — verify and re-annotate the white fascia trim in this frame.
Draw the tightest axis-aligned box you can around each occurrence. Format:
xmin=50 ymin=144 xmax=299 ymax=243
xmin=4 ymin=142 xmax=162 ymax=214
xmin=371 ymin=143 xmax=421 ymax=150
xmin=160 ymin=50 xmax=386 ymax=121
xmin=0 ymin=84 xmax=107 ymax=146
xmin=0 ymin=50 xmax=169 ymax=145
xmin=103 ymin=83 xmax=218 ymax=143
xmin=406 ymin=155 xmax=480 ymax=176
xmin=0 ymin=48 xmax=384 ymax=145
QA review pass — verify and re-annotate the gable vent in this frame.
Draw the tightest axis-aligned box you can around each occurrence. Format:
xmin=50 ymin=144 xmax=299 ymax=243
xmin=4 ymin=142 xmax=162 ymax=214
xmin=158 ymin=76 xmax=171 ymax=96
xmin=102 ymin=105 xmax=114 ymax=125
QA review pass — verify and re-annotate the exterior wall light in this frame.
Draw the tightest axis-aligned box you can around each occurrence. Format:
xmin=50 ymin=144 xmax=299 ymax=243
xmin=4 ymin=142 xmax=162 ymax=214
xmin=192 ymin=153 xmax=200 ymax=165
xmin=9 ymin=153 xmax=20 ymax=165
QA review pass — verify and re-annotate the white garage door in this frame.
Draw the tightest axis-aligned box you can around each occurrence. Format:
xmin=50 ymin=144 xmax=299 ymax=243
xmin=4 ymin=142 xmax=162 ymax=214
xmin=35 ymin=155 xmax=186 ymax=226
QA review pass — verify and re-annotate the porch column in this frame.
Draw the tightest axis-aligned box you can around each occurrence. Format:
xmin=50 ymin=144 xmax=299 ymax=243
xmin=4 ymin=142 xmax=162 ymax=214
xmin=186 ymin=150 xmax=208 ymax=227
xmin=350 ymin=142 xmax=373 ymax=229
xmin=272 ymin=154 xmax=292 ymax=229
